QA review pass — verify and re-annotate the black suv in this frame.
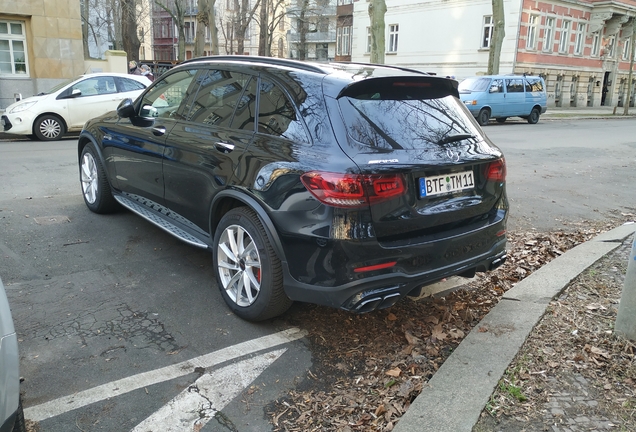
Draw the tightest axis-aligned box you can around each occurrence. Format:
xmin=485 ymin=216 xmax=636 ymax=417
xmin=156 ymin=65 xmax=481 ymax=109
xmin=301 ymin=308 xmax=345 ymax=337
xmin=78 ymin=56 xmax=508 ymax=321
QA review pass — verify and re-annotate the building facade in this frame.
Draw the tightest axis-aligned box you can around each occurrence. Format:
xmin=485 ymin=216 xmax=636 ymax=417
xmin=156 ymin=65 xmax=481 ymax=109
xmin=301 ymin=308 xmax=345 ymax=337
xmin=0 ymin=0 xmax=85 ymax=109
xmin=287 ymin=0 xmax=338 ymax=61
xmin=351 ymin=0 xmax=636 ymax=107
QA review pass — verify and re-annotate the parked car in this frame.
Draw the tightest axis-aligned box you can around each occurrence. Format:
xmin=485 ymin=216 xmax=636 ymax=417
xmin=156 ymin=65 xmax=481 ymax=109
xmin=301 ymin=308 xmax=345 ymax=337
xmin=1 ymin=73 xmax=151 ymax=141
xmin=459 ymin=74 xmax=547 ymax=125
xmin=0 ymin=277 xmax=25 ymax=432
xmin=78 ymin=56 xmax=508 ymax=321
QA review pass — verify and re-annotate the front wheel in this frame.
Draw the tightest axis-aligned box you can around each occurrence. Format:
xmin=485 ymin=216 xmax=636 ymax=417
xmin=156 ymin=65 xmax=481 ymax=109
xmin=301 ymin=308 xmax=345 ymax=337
xmin=477 ymin=109 xmax=490 ymax=126
xmin=80 ymin=144 xmax=118 ymax=214
xmin=527 ymin=108 xmax=540 ymax=124
xmin=213 ymin=207 xmax=292 ymax=321
xmin=34 ymin=115 xmax=65 ymax=141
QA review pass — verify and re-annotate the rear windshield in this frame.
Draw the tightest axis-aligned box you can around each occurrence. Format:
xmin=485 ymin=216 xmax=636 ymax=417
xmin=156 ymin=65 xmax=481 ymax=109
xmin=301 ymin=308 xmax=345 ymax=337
xmin=337 ymin=93 xmax=481 ymax=150
xmin=458 ymin=77 xmax=491 ymax=93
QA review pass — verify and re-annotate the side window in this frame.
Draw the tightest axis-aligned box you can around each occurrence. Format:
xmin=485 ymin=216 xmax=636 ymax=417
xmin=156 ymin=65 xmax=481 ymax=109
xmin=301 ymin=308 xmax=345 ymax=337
xmin=489 ymin=79 xmax=503 ymax=93
xmin=117 ymin=77 xmax=146 ymax=92
xmin=230 ymin=77 xmax=257 ymax=132
xmin=72 ymin=77 xmax=117 ymax=97
xmin=187 ymin=69 xmax=251 ymax=127
xmin=257 ymin=79 xmax=308 ymax=143
xmin=526 ymin=78 xmax=544 ymax=92
xmin=505 ymin=78 xmax=524 ymax=93
xmin=140 ymin=69 xmax=198 ymax=119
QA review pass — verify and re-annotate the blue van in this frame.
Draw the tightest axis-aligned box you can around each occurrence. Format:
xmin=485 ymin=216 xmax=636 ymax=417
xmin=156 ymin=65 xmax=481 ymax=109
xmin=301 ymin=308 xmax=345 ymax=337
xmin=459 ymin=75 xmax=547 ymax=125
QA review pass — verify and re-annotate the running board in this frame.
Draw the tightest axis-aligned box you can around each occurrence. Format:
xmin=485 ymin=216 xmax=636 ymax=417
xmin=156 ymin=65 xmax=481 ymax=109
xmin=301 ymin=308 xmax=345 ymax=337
xmin=114 ymin=195 xmax=209 ymax=249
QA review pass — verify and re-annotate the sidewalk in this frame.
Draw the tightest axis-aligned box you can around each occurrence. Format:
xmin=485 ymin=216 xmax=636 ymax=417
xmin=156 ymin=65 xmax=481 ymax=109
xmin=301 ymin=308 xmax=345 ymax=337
xmin=393 ymin=222 xmax=636 ymax=432
xmin=542 ymin=105 xmax=636 ymax=120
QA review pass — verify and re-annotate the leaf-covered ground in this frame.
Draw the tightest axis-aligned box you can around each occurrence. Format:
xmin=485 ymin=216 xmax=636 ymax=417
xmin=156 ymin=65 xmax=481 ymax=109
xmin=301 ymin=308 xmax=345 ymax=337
xmin=270 ymin=213 xmax=636 ymax=431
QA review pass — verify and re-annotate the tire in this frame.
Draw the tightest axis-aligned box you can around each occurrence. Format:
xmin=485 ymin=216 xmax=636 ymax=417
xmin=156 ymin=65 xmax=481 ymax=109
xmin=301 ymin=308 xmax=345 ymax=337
xmin=33 ymin=114 xmax=65 ymax=141
xmin=80 ymin=143 xmax=118 ymax=214
xmin=477 ymin=109 xmax=490 ymax=126
xmin=12 ymin=396 xmax=26 ymax=432
xmin=527 ymin=107 xmax=540 ymax=124
xmin=496 ymin=117 xmax=507 ymax=123
xmin=213 ymin=207 xmax=292 ymax=321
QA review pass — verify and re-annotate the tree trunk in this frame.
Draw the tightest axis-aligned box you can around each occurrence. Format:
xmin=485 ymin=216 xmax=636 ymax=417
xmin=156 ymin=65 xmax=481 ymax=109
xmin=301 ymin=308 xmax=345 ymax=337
xmin=194 ymin=0 xmax=208 ymax=57
xmin=208 ymin=0 xmax=219 ymax=55
xmin=487 ymin=0 xmax=505 ymax=75
xmin=122 ymin=0 xmax=141 ymax=62
xmin=298 ymin=0 xmax=309 ymax=60
xmin=623 ymin=18 xmax=635 ymax=116
xmin=258 ymin=0 xmax=269 ymax=56
xmin=81 ymin=0 xmax=90 ymax=58
xmin=368 ymin=0 xmax=386 ymax=64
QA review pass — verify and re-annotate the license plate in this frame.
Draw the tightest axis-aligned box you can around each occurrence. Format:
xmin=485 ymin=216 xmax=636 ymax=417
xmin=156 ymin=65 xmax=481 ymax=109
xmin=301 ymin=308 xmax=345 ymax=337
xmin=419 ymin=170 xmax=474 ymax=198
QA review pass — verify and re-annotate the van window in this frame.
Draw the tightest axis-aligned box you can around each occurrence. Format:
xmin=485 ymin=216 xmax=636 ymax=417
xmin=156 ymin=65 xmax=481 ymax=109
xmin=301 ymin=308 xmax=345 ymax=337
xmin=490 ymin=79 xmax=503 ymax=93
xmin=525 ymin=78 xmax=544 ymax=92
xmin=505 ymin=78 xmax=525 ymax=93
xmin=458 ymin=77 xmax=491 ymax=93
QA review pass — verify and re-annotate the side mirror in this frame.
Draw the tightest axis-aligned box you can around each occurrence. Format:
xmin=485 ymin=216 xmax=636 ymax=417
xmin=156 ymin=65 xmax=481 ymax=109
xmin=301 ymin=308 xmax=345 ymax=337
xmin=117 ymin=98 xmax=136 ymax=118
xmin=71 ymin=89 xmax=82 ymax=97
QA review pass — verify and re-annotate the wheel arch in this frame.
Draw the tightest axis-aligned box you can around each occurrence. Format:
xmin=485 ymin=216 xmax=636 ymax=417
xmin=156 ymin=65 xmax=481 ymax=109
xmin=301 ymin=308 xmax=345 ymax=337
xmin=210 ymin=190 xmax=287 ymax=266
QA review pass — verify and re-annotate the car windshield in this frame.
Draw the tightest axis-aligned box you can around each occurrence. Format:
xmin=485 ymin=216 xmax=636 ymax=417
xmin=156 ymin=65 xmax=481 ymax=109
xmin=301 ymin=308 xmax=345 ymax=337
xmin=458 ymin=77 xmax=491 ymax=93
xmin=338 ymin=93 xmax=481 ymax=150
xmin=38 ymin=77 xmax=81 ymax=95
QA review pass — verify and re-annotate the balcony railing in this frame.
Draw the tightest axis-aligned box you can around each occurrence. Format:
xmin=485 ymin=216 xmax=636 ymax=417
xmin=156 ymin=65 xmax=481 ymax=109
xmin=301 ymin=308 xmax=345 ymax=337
xmin=288 ymin=31 xmax=336 ymax=43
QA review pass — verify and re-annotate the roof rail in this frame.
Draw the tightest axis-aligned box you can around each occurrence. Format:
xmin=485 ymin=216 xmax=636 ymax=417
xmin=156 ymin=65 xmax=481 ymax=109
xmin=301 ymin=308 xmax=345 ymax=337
xmin=181 ymin=55 xmax=327 ymax=74
xmin=331 ymin=61 xmax=429 ymax=76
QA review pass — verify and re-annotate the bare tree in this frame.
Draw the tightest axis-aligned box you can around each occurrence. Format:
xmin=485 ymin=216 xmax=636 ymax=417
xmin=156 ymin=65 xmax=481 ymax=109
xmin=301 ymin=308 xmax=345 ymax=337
xmin=155 ymin=0 xmax=188 ymax=60
xmin=487 ymin=0 xmax=505 ymax=75
xmin=368 ymin=0 xmax=386 ymax=64
xmin=255 ymin=0 xmax=287 ymax=56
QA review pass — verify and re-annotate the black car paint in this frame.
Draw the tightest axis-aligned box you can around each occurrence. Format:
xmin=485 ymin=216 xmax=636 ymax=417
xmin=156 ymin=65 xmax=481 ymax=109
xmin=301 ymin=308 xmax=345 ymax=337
xmin=78 ymin=58 xmax=507 ymax=315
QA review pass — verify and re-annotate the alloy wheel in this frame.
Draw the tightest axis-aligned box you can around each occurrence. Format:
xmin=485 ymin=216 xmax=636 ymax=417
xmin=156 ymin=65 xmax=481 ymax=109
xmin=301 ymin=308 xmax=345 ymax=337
xmin=80 ymin=152 xmax=98 ymax=204
xmin=217 ymin=224 xmax=262 ymax=307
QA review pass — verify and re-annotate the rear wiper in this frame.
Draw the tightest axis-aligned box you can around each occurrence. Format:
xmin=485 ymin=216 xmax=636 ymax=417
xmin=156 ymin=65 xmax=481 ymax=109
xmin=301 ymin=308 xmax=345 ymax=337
xmin=437 ymin=133 xmax=475 ymax=145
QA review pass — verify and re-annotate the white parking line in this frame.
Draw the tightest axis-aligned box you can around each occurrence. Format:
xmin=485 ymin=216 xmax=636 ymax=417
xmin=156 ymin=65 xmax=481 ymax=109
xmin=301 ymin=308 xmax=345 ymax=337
xmin=24 ymin=328 xmax=306 ymax=422
xmin=132 ymin=348 xmax=286 ymax=431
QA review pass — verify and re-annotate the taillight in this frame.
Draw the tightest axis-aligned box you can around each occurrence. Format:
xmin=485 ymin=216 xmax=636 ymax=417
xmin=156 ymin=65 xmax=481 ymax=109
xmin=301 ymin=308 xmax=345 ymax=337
xmin=300 ymin=171 xmax=406 ymax=208
xmin=486 ymin=158 xmax=506 ymax=182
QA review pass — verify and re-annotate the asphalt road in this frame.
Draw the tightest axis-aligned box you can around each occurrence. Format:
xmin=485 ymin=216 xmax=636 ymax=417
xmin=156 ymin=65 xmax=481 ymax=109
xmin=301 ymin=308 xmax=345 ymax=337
xmin=0 ymin=117 xmax=634 ymax=431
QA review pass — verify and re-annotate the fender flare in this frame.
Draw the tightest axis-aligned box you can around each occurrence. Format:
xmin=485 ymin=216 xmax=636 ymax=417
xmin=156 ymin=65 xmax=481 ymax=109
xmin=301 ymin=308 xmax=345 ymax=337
xmin=210 ymin=189 xmax=288 ymax=267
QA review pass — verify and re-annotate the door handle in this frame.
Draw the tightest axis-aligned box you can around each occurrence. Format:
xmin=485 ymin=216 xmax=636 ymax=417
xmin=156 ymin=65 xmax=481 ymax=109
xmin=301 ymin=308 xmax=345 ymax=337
xmin=215 ymin=142 xmax=235 ymax=153
xmin=152 ymin=126 xmax=166 ymax=136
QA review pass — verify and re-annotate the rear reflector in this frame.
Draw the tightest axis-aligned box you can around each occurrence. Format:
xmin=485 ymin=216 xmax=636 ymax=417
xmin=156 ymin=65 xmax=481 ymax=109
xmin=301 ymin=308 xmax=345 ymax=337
xmin=301 ymin=171 xmax=406 ymax=207
xmin=353 ymin=261 xmax=397 ymax=273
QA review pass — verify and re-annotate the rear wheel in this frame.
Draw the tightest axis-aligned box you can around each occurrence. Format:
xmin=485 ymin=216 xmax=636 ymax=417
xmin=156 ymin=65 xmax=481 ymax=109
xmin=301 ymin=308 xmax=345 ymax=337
xmin=477 ymin=109 xmax=490 ymax=126
xmin=33 ymin=114 xmax=65 ymax=141
xmin=80 ymin=144 xmax=118 ymax=214
xmin=213 ymin=207 xmax=292 ymax=321
xmin=527 ymin=107 xmax=540 ymax=124
xmin=496 ymin=117 xmax=507 ymax=123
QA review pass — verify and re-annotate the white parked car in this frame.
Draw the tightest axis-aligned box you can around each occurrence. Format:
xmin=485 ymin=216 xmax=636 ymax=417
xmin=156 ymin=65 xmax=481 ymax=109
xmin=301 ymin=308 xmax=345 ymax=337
xmin=1 ymin=73 xmax=151 ymax=141
xmin=0 ymin=277 xmax=25 ymax=432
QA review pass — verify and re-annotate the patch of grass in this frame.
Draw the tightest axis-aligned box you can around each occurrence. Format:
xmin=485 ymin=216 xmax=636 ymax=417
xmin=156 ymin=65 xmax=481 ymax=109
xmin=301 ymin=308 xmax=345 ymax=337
xmin=499 ymin=382 xmax=528 ymax=402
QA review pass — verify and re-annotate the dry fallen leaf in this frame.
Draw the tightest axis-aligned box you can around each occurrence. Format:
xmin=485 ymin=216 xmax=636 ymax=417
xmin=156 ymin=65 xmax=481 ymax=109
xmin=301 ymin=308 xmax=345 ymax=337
xmin=386 ymin=368 xmax=401 ymax=377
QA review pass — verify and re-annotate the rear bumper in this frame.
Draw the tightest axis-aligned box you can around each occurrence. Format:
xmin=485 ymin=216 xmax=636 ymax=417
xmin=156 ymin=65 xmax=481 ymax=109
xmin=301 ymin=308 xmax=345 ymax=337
xmin=280 ymin=209 xmax=507 ymax=311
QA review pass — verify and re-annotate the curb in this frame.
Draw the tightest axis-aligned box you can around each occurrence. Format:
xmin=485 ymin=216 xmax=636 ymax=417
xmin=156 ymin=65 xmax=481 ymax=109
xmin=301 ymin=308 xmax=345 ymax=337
xmin=393 ymin=222 xmax=636 ymax=432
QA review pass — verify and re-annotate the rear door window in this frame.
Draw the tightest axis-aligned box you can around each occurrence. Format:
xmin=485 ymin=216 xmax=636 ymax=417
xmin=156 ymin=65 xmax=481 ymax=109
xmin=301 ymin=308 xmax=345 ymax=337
xmin=187 ymin=69 xmax=253 ymax=128
xmin=337 ymin=81 xmax=480 ymax=150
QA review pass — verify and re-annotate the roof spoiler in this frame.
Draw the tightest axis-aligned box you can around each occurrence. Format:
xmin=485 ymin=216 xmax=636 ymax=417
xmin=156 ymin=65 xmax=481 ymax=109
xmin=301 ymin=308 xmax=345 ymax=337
xmin=337 ymin=76 xmax=459 ymax=100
